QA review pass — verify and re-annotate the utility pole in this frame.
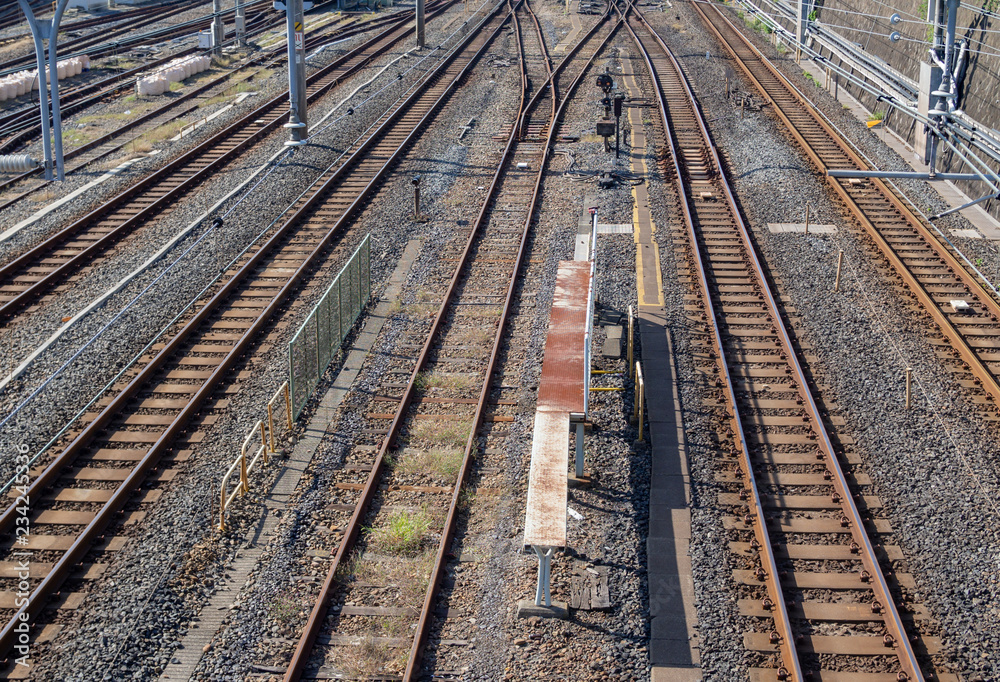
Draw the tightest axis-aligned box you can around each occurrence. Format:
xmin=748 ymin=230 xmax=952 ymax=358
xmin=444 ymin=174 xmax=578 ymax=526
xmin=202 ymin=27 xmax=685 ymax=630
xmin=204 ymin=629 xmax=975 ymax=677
xmin=416 ymin=0 xmax=425 ymax=48
xmin=18 ymin=0 xmax=69 ymax=181
xmin=924 ymin=0 xmax=961 ymax=174
xmin=212 ymin=0 xmax=225 ymax=55
xmin=796 ymin=0 xmax=808 ymax=63
xmin=236 ymin=0 xmax=246 ymax=47
xmin=275 ymin=0 xmax=310 ymax=144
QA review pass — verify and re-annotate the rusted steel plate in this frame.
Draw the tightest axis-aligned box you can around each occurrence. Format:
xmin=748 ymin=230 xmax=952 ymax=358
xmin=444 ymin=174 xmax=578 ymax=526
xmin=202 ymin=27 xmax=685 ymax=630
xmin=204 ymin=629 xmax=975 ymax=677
xmin=34 ymin=511 xmax=96 ymax=525
xmin=734 ymin=569 xmax=915 ymax=589
xmin=744 ymin=632 xmax=941 ymax=655
xmin=71 ymin=467 xmax=134 ymax=481
xmin=523 ymin=409 xmax=569 ymax=548
xmin=739 ymin=599 xmax=927 ymax=621
xmin=536 ymin=261 xmax=592 ymax=415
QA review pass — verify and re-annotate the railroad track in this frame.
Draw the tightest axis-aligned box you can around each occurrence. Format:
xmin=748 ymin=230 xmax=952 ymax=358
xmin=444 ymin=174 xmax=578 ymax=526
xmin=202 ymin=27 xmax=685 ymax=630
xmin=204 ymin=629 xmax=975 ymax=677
xmin=0 ymin=0 xmax=294 ymax=153
xmin=0 ymin=3 xmax=455 ymax=342
xmin=692 ymin=2 xmax=1000 ymax=423
xmin=279 ymin=2 xmax=620 ymax=680
xmin=625 ymin=7 xmax=949 ymax=680
xmin=0 ymin=0 xmax=271 ymax=74
xmin=0 ymin=0 xmax=513 ymax=671
xmin=0 ymin=8 xmax=415 ymax=209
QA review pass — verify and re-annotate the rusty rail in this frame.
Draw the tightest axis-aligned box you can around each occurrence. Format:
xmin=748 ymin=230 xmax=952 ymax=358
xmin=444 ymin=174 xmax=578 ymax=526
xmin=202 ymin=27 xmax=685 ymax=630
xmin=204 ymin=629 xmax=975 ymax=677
xmin=627 ymin=7 xmax=924 ymax=679
xmin=283 ymin=1 xmax=621 ymax=679
xmin=0 ymin=0 xmax=498 ymax=663
xmin=692 ymin=1 xmax=1000 ymax=414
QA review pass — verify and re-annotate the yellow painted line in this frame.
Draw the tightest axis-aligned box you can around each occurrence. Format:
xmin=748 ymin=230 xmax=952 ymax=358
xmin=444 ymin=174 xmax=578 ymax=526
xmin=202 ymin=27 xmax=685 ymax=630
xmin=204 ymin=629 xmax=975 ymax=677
xmin=623 ymin=60 xmax=664 ymax=308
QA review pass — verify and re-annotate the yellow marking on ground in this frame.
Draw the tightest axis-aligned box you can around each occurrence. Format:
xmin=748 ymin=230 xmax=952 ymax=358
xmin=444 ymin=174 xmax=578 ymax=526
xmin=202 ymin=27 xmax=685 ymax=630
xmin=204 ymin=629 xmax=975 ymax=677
xmin=622 ymin=55 xmax=664 ymax=308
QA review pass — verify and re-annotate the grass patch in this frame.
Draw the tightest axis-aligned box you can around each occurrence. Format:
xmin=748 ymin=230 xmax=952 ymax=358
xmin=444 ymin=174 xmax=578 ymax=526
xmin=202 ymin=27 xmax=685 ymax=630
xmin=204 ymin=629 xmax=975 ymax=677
xmin=169 ymin=81 xmax=183 ymax=92
xmin=254 ymin=68 xmax=274 ymax=81
xmin=61 ymin=129 xmax=93 ymax=146
xmin=396 ymin=448 xmax=464 ymax=479
xmin=366 ymin=509 xmax=433 ymax=556
xmin=268 ymin=586 xmax=306 ymax=624
xmin=333 ymin=618 xmax=409 ymax=678
xmin=211 ymin=54 xmax=239 ymax=68
xmin=411 ymin=419 xmax=472 ymax=449
xmin=868 ymin=110 xmax=886 ymax=122
xmin=128 ymin=138 xmax=154 ymax=154
xmin=413 ymin=372 xmax=477 ymax=392
xmin=141 ymin=119 xmax=189 ymax=144
xmin=803 ymin=71 xmax=822 ymax=87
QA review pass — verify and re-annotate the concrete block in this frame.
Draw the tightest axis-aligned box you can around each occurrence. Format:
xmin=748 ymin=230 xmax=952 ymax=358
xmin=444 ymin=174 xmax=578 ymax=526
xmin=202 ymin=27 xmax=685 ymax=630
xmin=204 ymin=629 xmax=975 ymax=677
xmin=516 ymin=599 xmax=568 ymax=619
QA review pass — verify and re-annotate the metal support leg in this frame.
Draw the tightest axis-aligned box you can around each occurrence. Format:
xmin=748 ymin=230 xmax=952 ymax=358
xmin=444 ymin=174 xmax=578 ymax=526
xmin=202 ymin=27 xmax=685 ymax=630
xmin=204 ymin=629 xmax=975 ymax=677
xmin=574 ymin=421 xmax=584 ymax=478
xmin=533 ymin=546 xmax=554 ymax=607
xmin=18 ymin=2 xmax=53 ymax=181
xmin=212 ymin=0 xmax=224 ymax=55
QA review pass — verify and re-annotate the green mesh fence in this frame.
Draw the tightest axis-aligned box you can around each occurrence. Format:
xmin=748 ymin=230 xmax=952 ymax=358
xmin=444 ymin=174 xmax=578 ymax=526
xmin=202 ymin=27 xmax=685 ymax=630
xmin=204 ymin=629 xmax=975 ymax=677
xmin=289 ymin=236 xmax=371 ymax=419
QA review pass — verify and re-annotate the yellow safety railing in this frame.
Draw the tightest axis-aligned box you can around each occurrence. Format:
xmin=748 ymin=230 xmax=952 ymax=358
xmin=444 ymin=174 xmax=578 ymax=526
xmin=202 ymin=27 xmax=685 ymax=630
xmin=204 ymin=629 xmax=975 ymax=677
xmin=218 ymin=420 xmax=267 ymax=531
xmin=267 ymin=381 xmax=292 ymax=452
xmin=627 ymin=305 xmax=635 ymax=379
xmin=634 ymin=361 xmax=645 ymax=442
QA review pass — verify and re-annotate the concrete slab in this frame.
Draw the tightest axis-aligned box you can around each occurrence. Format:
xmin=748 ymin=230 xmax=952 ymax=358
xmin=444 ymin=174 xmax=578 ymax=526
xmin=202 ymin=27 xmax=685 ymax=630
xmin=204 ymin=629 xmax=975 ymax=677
xmin=516 ymin=599 xmax=569 ymax=619
xmin=652 ymin=667 xmax=702 ymax=682
xmin=767 ymin=222 xmax=837 ymax=234
xmin=622 ymin=48 xmax=701 ymax=675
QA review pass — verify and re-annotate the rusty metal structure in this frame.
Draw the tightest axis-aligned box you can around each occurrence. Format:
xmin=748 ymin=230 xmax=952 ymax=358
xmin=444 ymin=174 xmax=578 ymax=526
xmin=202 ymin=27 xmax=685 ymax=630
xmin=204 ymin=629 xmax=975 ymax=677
xmin=695 ymin=2 xmax=1000 ymax=422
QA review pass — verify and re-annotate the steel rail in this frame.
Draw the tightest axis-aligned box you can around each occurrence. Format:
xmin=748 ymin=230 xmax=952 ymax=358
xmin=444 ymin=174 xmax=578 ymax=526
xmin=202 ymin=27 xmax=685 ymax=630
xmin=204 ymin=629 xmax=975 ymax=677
xmin=0 ymin=47 xmax=201 ymax=150
xmin=402 ymin=1 xmax=617 ymax=678
xmin=279 ymin=4 xmax=523 ymax=680
xmin=0 ymin=0 xmax=362 ymax=152
xmin=629 ymin=8 xmax=924 ymax=680
xmin=693 ymin=1 xmax=1000 ymax=414
xmin=0 ymin=4 xmax=453 ymax=326
xmin=0 ymin=0 xmax=507 ymax=664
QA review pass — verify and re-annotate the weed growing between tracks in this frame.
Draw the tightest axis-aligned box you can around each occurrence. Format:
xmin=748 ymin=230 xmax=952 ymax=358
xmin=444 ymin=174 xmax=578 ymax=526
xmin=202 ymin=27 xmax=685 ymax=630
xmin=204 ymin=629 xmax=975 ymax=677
xmin=367 ymin=508 xmax=434 ymax=555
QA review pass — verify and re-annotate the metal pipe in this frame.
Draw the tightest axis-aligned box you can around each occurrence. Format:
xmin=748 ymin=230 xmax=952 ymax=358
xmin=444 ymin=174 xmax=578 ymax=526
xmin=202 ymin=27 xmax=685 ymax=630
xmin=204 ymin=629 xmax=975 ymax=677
xmin=284 ymin=0 xmax=308 ymax=143
xmin=18 ymin=0 xmax=53 ymax=181
xmin=212 ymin=0 xmax=224 ymax=55
xmin=416 ymin=0 xmax=425 ymax=47
xmin=49 ymin=0 xmax=69 ymax=182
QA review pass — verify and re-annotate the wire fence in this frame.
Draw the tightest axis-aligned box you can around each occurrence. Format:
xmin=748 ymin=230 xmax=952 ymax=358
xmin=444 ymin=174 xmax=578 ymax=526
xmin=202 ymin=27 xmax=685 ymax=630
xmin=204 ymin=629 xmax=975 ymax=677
xmin=288 ymin=235 xmax=371 ymax=418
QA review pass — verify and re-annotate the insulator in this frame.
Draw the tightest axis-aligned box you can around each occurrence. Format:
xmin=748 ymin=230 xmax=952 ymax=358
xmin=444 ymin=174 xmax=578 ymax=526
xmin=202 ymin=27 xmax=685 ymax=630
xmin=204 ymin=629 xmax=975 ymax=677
xmin=0 ymin=155 xmax=40 ymax=173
